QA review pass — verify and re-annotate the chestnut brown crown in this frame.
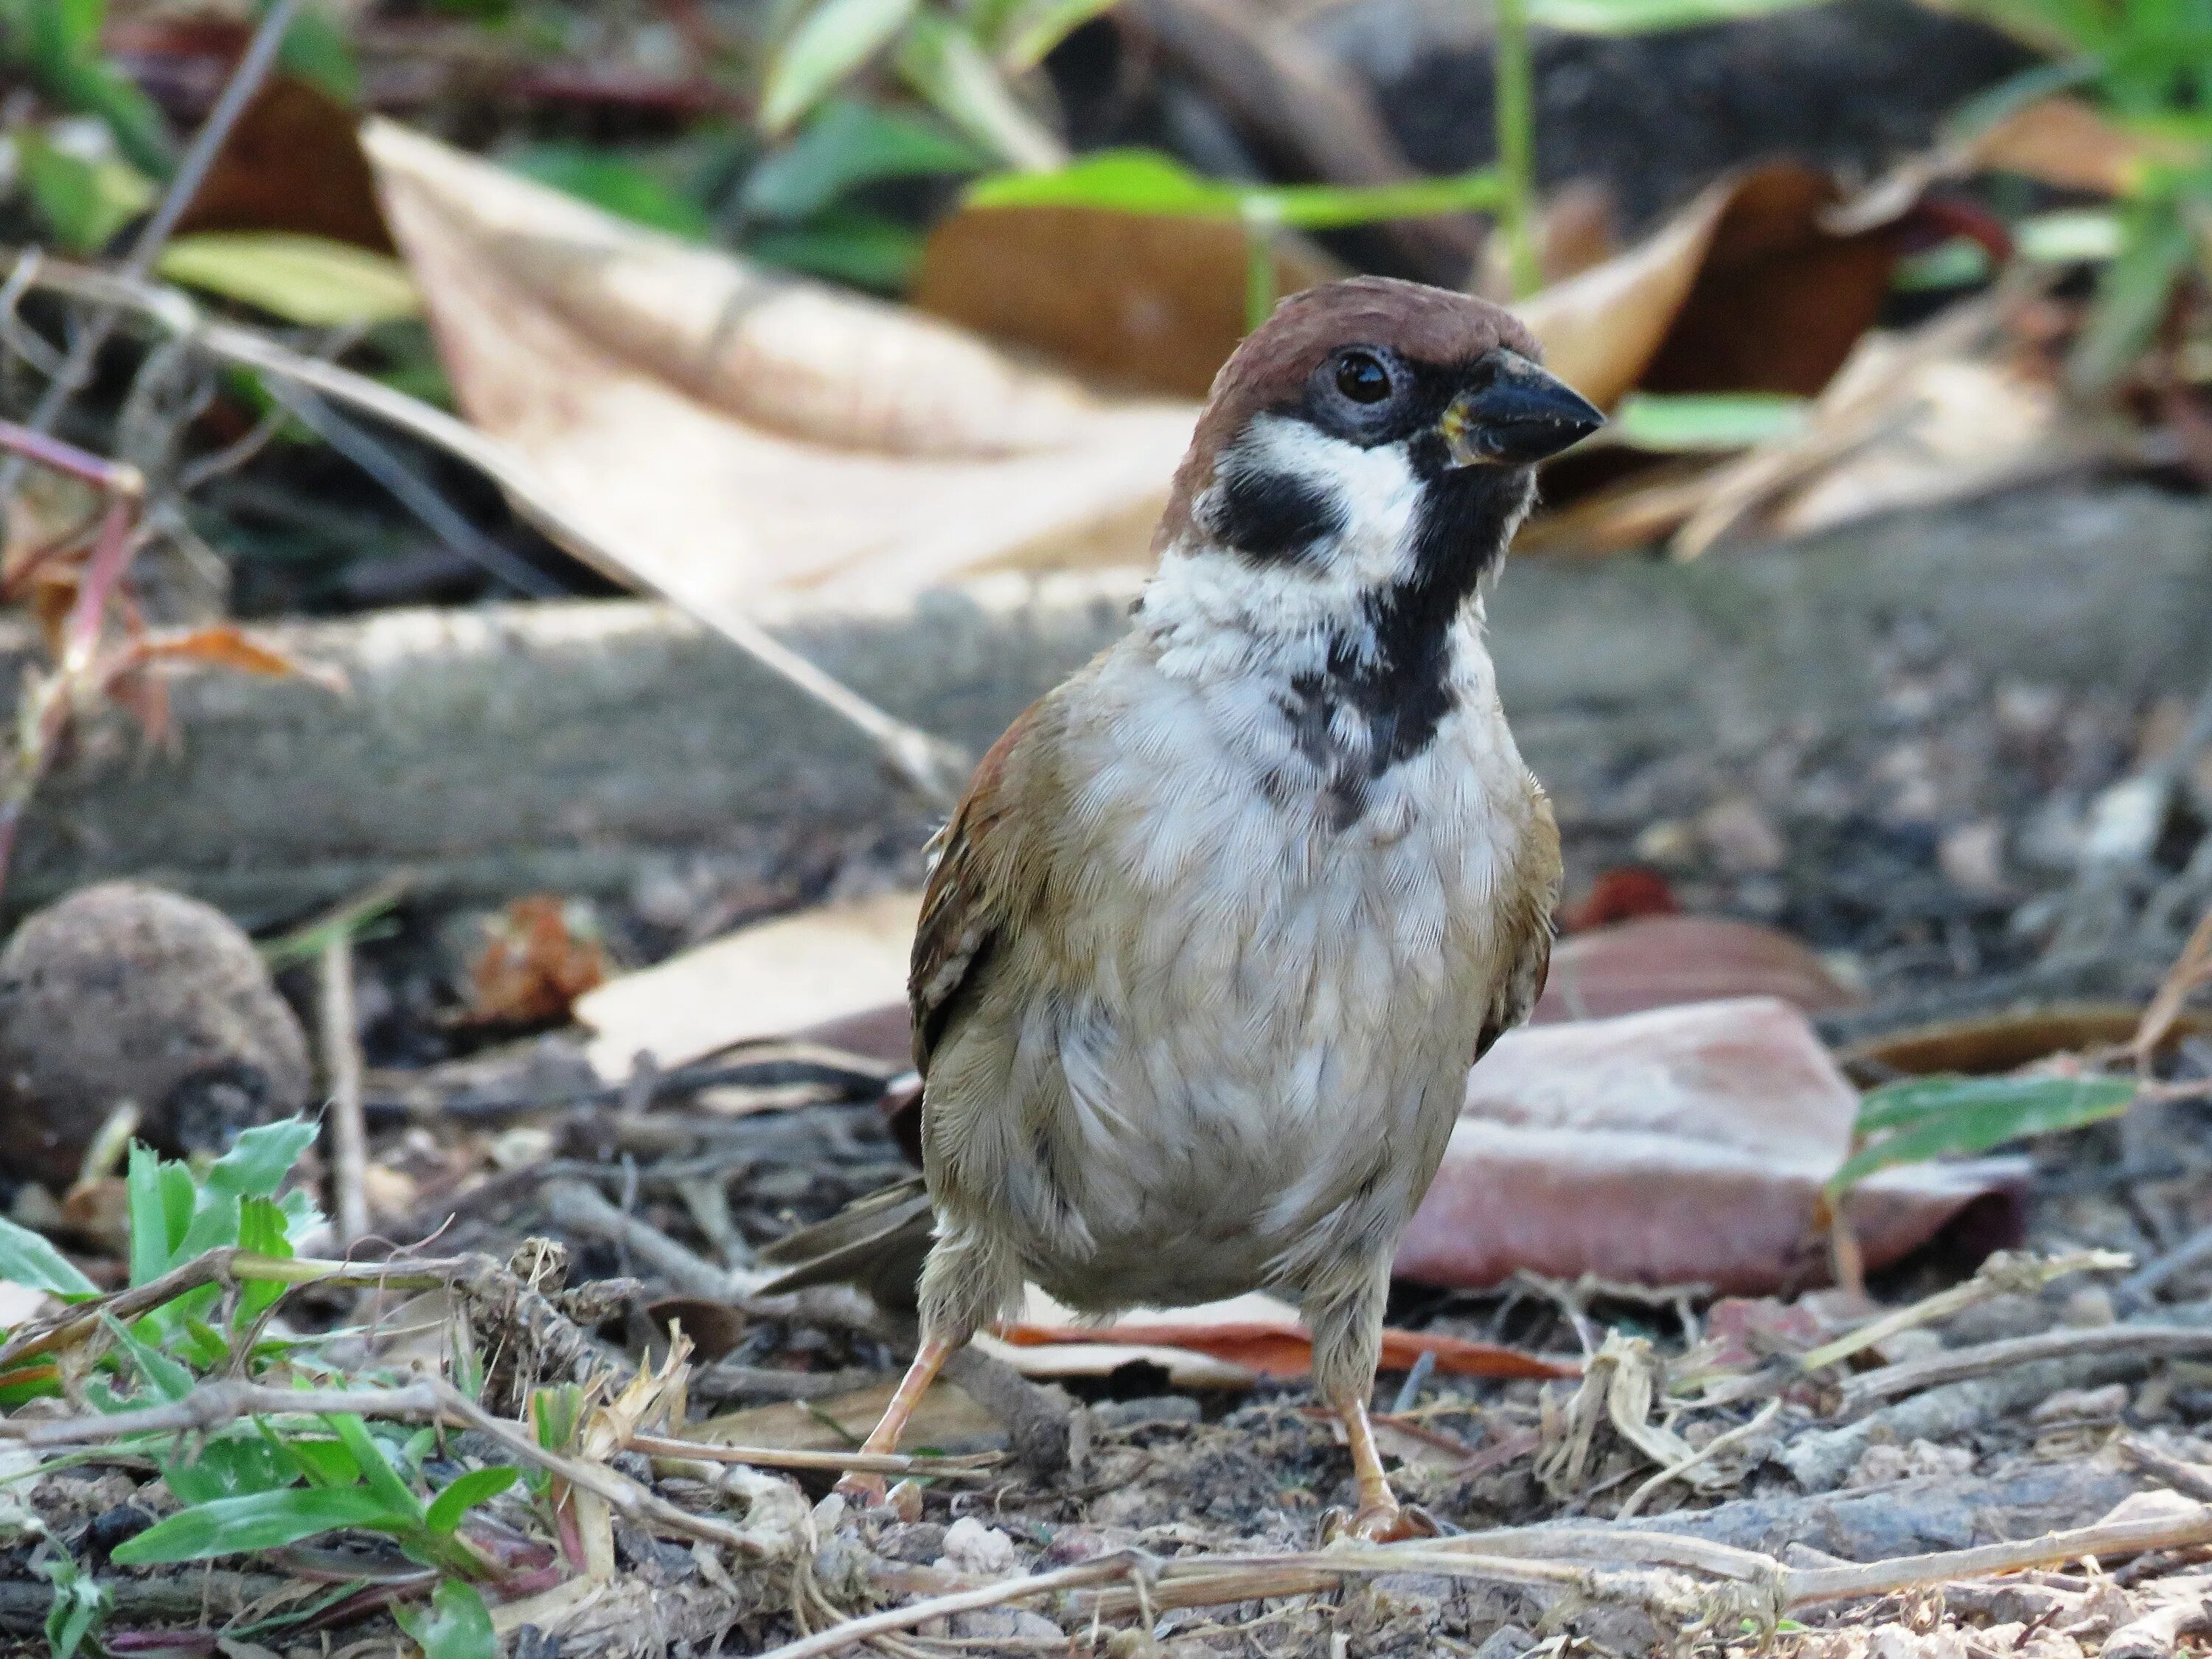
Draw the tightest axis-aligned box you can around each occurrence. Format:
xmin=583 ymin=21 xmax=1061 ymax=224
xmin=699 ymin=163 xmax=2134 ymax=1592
xmin=1158 ymin=276 xmax=1598 ymax=552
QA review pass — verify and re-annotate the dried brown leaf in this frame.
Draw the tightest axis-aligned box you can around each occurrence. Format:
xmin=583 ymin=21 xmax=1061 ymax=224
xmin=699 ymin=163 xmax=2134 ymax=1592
xmin=363 ymin=121 xmax=1195 ymax=611
xmin=1395 ymin=997 xmax=2020 ymax=1294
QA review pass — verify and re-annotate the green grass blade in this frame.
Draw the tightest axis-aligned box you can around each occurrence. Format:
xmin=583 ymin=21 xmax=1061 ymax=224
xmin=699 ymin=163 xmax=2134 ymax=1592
xmin=424 ymin=1467 xmax=520 ymax=1536
xmin=109 ymin=1486 xmax=400 ymax=1565
xmin=761 ymin=0 xmax=921 ymax=136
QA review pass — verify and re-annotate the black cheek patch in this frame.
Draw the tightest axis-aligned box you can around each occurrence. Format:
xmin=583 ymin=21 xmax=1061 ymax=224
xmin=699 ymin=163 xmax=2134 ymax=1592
xmin=1208 ymin=462 xmax=1348 ymax=564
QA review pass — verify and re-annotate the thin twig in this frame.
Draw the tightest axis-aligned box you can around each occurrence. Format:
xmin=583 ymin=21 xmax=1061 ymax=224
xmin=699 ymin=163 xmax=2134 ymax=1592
xmin=1839 ymin=1321 xmax=2212 ymax=1411
xmin=1798 ymin=1249 xmax=2130 ymax=1374
xmin=7 ymin=255 xmax=967 ymax=807
xmin=1782 ymin=1503 xmax=2212 ymax=1606
xmin=2118 ymin=1436 xmax=2212 ymax=1504
xmin=0 ymin=0 xmax=305 ymax=493
xmin=627 ymin=1430 xmax=1000 ymax=1479
xmin=269 ymin=383 xmax=567 ymax=599
xmin=319 ymin=933 xmax=370 ymax=1249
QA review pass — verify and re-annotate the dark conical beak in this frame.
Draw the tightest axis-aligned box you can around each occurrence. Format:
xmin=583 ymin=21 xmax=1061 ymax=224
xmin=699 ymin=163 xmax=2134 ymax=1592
xmin=1439 ymin=349 xmax=1605 ymax=466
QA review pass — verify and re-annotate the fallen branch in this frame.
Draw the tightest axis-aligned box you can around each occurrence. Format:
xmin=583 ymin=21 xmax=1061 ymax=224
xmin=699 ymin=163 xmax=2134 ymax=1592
xmin=771 ymin=1496 xmax=2212 ymax=1659
xmin=7 ymin=255 xmax=966 ymax=807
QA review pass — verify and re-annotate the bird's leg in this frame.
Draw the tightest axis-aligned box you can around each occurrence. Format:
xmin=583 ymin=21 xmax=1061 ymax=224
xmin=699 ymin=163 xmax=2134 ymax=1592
xmin=833 ymin=1334 xmax=957 ymax=1505
xmin=1310 ymin=1262 xmax=1439 ymax=1544
xmin=1324 ymin=1384 xmax=1436 ymax=1543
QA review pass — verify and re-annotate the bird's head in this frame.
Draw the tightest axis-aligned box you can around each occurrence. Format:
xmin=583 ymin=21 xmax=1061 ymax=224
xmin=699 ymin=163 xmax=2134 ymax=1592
xmin=1152 ymin=277 xmax=1601 ymax=619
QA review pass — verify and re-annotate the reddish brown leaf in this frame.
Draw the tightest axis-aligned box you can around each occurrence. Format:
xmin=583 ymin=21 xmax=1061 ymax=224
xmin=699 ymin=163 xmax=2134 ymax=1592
xmin=1531 ymin=914 xmax=1858 ymax=1025
xmin=466 ymin=896 xmax=611 ymax=1028
xmin=1395 ymin=997 xmax=2021 ymax=1295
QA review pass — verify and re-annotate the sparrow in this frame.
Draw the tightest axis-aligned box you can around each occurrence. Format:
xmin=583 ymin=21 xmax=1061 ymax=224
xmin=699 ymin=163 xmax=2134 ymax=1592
xmin=762 ymin=276 xmax=1599 ymax=1540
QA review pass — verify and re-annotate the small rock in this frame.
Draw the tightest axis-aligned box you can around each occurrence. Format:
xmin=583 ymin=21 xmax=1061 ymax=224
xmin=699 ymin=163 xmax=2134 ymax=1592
xmin=1937 ymin=819 xmax=2009 ymax=897
xmin=2061 ymin=1286 xmax=2116 ymax=1328
xmin=1091 ymin=1396 xmax=1202 ymax=1432
xmin=1697 ymin=797 xmax=1786 ymax=874
xmin=936 ymin=1515 xmax=1019 ymax=1577
xmin=1869 ymin=1326 xmax=1944 ymax=1365
xmin=2029 ymin=1383 xmax=2128 ymax=1425
xmin=874 ymin=1521 xmax=948 ymax=1565
xmin=949 ymin=1610 xmax=1063 ymax=1641
xmin=0 ymin=882 xmax=310 ymax=1189
xmin=1845 ymin=1438 xmax=1975 ymax=1488
xmin=1470 ymin=1627 xmax=1537 ymax=1659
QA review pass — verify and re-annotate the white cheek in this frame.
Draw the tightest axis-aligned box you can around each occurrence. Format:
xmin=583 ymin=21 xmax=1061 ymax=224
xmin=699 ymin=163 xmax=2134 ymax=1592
xmin=1239 ymin=414 xmax=1423 ymax=589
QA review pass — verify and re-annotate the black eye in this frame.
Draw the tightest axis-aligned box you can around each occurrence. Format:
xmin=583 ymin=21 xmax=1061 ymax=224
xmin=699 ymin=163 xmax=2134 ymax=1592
xmin=1334 ymin=351 xmax=1391 ymax=404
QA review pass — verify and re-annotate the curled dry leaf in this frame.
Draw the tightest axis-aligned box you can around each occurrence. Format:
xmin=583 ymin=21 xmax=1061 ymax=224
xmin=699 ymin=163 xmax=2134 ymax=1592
xmin=916 ymin=210 xmax=1341 ymax=397
xmin=1837 ymin=1002 xmax=2203 ymax=1082
xmin=1520 ymin=163 xmax=1897 ymax=417
xmin=363 ymin=121 xmax=1195 ymax=611
xmin=1832 ymin=95 xmax=2179 ymax=239
xmin=978 ymin=1289 xmax=1573 ymax=1387
xmin=1394 ymin=997 xmax=2025 ymax=1295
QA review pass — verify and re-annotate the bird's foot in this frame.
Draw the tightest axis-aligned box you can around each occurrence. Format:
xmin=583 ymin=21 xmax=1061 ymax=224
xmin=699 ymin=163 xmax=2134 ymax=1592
xmin=832 ymin=1472 xmax=925 ymax=1521
xmin=1319 ymin=1500 xmax=1441 ymax=1545
xmin=833 ymin=1470 xmax=889 ymax=1507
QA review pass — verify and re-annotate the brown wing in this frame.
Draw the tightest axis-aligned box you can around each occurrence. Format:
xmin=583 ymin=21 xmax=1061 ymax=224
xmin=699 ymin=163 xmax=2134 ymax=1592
xmin=1475 ymin=793 xmax=1562 ymax=1064
xmin=908 ymin=696 xmax=1056 ymax=1079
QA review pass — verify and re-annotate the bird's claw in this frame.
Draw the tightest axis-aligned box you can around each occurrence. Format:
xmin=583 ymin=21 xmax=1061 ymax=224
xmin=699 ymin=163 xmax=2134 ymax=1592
xmin=832 ymin=1472 xmax=925 ymax=1522
xmin=1319 ymin=1500 xmax=1442 ymax=1545
xmin=833 ymin=1470 xmax=890 ymax=1508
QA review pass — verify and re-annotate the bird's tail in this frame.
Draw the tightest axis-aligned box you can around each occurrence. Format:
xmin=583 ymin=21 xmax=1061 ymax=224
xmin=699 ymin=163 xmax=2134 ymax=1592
xmin=755 ymin=1175 xmax=934 ymax=1313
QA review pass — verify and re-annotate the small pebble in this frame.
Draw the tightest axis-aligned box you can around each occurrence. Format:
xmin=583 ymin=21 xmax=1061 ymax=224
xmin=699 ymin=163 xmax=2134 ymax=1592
xmin=936 ymin=1514 xmax=1019 ymax=1576
xmin=949 ymin=1610 xmax=1063 ymax=1641
xmin=1091 ymin=1396 xmax=1202 ymax=1432
xmin=2029 ymin=1382 xmax=2128 ymax=1425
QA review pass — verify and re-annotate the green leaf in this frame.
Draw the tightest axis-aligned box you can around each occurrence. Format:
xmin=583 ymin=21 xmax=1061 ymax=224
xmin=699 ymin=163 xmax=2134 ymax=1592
xmin=38 ymin=1545 xmax=107 ymax=1659
xmin=424 ymin=1466 xmax=519 ymax=1536
xmin=761 ymin=0 xmax=922 ymax=135
xmin=125 ymin=1144 xmax=175 ymax=1288
xmin=1892 ymin=237 xmax=1993 ymax=293
xmin=1609 ymin=392 xmax=1809 ymax=452
xmin=1829 ymin=1074 xmax=2137 ymax=1197
xmin=156 ymin=233 xmax=421 ymax=327
xmin=235 ymin=1197 xmax=294 ymax=1324
xmin=394 ymin=1578 xmax=497 ymax=1659
xmin=0 ymin=1215 xmax=94 ymax=1298
xmin=265 ymin=1425 xmax=364 ymax=1489
xmin=163 ymin=1429 xmax=298 ymax=1506
xmin=19 ymin=129 xmax=154 ymax=253
xmin=110 ymin=1485 xmax=400 ymax=1565
xmin=2069 ymin=201 xmax=2195 ymax=393
xmin=211 ymin=1117 xmax=321 ymax=1200
xmin=742 ymin=98 xmax=983 ymax=223
xmin=895 ymin=9 xmax=1060 ymax=169
xmin=747 ymin=211 xmax=924 ymax=291
xmin=964 ymin=148 xmax=1506 ymax=229
xmin=325 ymin=1413 xmax=424 ymax=1524
xmin=2018 ymin=209 xmax=2124 ymax=264
xmin=102 ymin=1313 xmax=194 ymax=1405
xmin=1528 ymin=0 xmax=1831 ymax=31
xmin=274 ymin=3 xmax=362 ymax=105
xmin=508 ymin=146 xmax=713 ymax=239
